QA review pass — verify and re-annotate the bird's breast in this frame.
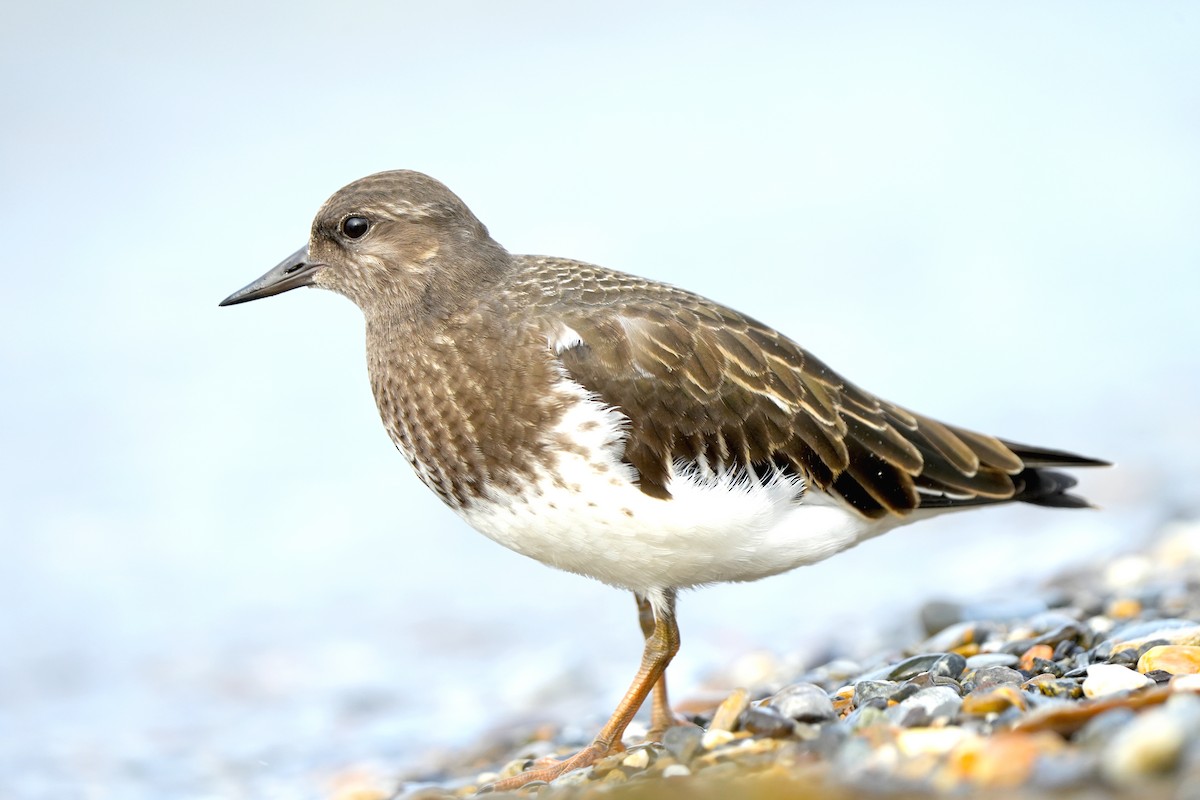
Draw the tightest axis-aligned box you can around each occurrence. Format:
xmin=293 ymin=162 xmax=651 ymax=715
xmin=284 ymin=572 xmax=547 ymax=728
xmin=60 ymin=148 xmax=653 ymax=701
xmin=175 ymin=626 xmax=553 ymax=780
xmin=366 ymin=319 xmax=576 ymax=510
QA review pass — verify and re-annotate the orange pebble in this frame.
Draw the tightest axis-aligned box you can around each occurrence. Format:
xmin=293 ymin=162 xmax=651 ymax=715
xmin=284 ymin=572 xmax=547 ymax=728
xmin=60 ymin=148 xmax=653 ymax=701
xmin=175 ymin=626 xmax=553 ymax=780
xmin=1138 ymin=645 xmax=1200 ymax=675
xmin=1019 ymin=644 xmax=1055 ymax=672
xmin=1107 ymin=597 xmax=1142 ymax=619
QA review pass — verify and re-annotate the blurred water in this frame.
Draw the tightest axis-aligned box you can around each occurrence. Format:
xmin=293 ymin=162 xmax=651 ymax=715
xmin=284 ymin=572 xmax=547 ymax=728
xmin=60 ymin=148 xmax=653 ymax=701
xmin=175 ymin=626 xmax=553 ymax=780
xmin=2 ymin=2 xmax=1198 ymax=798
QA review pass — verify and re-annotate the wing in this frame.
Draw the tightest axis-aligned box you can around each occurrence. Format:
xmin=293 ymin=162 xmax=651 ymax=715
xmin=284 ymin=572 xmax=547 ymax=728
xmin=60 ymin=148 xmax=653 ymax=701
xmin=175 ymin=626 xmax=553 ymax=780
xmin=534 ymin=267 xmax=1104 ymax=519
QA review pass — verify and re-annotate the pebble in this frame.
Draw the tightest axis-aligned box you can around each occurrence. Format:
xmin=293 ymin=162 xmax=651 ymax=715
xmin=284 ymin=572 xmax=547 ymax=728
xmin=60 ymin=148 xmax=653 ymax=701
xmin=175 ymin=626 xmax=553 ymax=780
xmin=708 ymin=688 xmax=749 ymax=731
xmin=621 ymin=748 xmax=650 ymax=770
xmin=1083 ymin=664 xmax=1155 ymax=698
xmin=968 ymin=665 xmax=1025 ymax=691
xmin=768 ymin=682 xmax=836 ymax=722
xmin=961 ymin=684 xmax=1028 ymax=715
xmin=855 ymin=652 xmax=944 ymax=682
xmin=1019 ymin=644 xmax=1055 ymax=671
xmin=888 ymin=686 xmax=962 ymax=727
xmin=1137 ymin=645 xmax=1200 ymax=675
xmin=964 ymin=653 xmax=1020 ymax=670
xmin=930 ymin=652 xmax=968 ymax=680
xmin=662 ymin=725 xmax=703 ymax=762
xmin=700 ymin=728 xmax=738 ymax=750
xmin=740 ymin=705 xmax=796 ymax=738
xmin=853 ymin=679 xmax=898 ymax=707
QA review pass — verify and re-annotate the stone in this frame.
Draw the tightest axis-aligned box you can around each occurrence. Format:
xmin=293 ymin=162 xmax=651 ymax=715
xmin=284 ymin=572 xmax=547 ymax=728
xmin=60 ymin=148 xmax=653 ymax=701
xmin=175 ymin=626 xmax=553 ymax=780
xmin=1024 ymin=674 xmax=1084 ymax=699
xmin=1030 ymin=657 xmax=1065 ymax=678
xmin=662 ymin=725 xmax=703 ymax=763
xmin=1019 ymin=644 xmax=1055 ymax=672
xmin=961 ymin=684 xmax=1028 ymax=715
xmin=888 ymin=685 xmax=962 ymax=727
xmin=857 ymin=653 xmax=949 ymax=682
xmin=769 ymin=683 xmax=836 ymax=722
xmin=853 ymin=680 xmax=898 ymax=707
xmin=930 ymin=653 xmax=968 ymax=680
xmin=969 ymin=665 xmax=1026 ymax=691
xmin=740 ymin=705 xmax=796 ymax=738
xmin=1107 ymin=620 xmax=1200 ymax=652
xmin=661 ymin=764 xmax=691 ymax=778
xmin=708 ymin=688 xmax=750 ymax=732
xmin=965 ymin=653 xmax=1021 ymax=670
xmin=1083 ymin=664 xmax=1155 ymax=698
xmin=621 ymin=748 xmax=650 ymax=770
xmin=700 ymin=728 xmax=737 ymax=750
xmin=1138 ymin=645 xmax=1200 ymax=676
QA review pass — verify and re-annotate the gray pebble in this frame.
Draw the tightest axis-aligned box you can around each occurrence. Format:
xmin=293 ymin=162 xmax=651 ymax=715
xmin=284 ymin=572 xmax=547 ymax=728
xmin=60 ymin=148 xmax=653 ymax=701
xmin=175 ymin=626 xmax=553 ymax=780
xmin=888 ymin=653 xmax=950 ymax=681
xmin=769 ymin=682 xmax=836 ymax=722
xmin=965 ymin=652 xmax=1020 ymax=670
xmin=1033 ymin=623 xmax=1087 ymax=649
xmin=970 ymin=665 xmax=1025 ymax=690
xmin=929 ymin=652 xmax=967 ymax=680
xmin=740 ymin=705 xmax=796 ymax=738
xmin=887 ymin=685 xmax=962 ymax=727
xmin=662 ymin=725 xmax=703 ymax=763
xmin=853 ymin=680 xmax=898 ymax=707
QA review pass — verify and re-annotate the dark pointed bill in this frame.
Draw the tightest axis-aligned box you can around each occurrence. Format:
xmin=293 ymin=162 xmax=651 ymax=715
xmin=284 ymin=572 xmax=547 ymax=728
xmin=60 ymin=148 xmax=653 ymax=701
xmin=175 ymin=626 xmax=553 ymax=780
xmin=219 ymin=246 xmax=323 ymax=306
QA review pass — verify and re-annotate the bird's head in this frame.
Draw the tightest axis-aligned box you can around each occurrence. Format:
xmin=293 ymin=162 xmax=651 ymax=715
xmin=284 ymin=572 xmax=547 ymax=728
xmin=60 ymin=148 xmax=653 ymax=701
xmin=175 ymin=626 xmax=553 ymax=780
xmin=220 ymin=170 xmax=508 ymax=317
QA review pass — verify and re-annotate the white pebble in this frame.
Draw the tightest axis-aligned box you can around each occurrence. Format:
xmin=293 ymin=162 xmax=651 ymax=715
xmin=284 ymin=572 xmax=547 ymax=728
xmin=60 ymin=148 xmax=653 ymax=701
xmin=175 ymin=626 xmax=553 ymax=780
xmin=662 ymin=764 xmax=691 ymax=778
xmin=1083 ymin=664 xmax=1154 ymax=698
xmin=1171 ymin=674 xmax=1200 ymax=693
xmin=701 ymin=729 xmax=736 ymax=749
xmin=622 ymin=749 xmax=650 ymax=769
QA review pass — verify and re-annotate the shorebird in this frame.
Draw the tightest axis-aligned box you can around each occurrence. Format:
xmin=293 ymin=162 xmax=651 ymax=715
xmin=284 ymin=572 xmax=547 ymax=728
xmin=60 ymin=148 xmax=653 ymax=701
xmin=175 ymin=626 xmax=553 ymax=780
xmin=220 ymin=170 xmax=1105 ymax=789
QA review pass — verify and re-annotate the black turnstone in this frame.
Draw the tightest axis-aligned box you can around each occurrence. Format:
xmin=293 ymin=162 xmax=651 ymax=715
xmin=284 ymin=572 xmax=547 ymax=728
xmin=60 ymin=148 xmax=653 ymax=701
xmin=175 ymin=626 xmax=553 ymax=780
xmin=220 ymin=170 xmax=1106 ymax=789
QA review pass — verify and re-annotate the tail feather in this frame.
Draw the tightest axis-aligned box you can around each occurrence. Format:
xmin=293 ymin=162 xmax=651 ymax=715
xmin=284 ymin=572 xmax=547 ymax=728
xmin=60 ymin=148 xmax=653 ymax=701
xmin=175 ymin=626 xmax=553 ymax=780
xmin=1000 ymin=439 xmax=1112 ymax=469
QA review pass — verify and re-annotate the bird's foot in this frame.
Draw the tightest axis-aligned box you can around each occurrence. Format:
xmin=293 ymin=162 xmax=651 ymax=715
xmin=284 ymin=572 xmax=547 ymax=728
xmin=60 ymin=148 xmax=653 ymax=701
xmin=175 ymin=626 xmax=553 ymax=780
xmin=479 ymin=742 xmax=609 ymax=793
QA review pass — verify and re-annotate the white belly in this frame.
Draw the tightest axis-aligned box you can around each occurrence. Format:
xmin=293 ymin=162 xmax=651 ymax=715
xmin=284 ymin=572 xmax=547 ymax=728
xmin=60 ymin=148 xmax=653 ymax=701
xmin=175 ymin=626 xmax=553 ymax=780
xmin=458 ymin=386 xmax=893 ymax=595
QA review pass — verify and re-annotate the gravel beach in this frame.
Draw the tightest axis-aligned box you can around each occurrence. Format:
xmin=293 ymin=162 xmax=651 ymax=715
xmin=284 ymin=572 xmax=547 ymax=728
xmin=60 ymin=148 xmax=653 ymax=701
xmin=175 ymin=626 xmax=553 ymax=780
xmin=350 ymin=518 xmax=1200 ymax=799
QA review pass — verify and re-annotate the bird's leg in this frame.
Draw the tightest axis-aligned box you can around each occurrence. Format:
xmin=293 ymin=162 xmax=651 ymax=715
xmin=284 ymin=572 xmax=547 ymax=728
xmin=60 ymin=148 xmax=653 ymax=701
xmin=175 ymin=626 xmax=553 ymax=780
xmin=483 ymin=590 xmax=680 ymax=792
xmin=635 ymin=591 xmax=689 ymax=739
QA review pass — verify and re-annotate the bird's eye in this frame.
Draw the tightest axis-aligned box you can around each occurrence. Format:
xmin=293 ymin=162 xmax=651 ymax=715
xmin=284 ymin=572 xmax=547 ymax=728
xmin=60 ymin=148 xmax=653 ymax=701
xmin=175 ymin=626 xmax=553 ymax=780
xmin=341 ymin=215 xmax=370 ymax=239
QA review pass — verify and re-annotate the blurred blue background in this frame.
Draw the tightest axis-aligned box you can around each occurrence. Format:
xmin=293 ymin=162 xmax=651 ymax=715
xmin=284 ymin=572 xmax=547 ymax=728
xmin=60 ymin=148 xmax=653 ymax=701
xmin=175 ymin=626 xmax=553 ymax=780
xmin=2 ymin=2 xmax=1198 ymax=797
